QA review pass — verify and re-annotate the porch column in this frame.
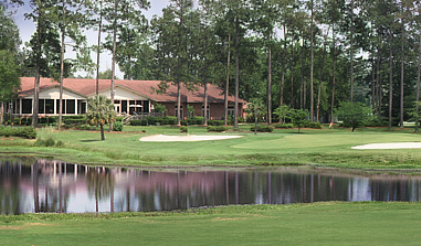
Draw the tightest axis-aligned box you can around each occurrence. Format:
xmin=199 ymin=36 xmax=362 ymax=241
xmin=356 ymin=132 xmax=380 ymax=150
xmin=54 ymin=99 xmax=57 ymax=115
xmin=75 ymin=99 xmax=78 ymax=115
xmin=19 ymin=99 xmax=22 ymax=115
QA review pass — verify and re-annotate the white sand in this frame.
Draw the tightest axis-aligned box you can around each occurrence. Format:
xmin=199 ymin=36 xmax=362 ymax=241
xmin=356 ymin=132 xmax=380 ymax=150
xmin=140 ymin=134 xmax=243 ymax=142
xmin=352 ymin=142 xmax=421 ymax=150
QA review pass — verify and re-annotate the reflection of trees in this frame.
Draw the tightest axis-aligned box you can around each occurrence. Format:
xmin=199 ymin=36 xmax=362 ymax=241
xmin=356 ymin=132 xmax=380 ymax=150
xmin=86 ymin=167 xmax=115 ymax=212
xmin=0 ymin=160 xmax=23 ymax=214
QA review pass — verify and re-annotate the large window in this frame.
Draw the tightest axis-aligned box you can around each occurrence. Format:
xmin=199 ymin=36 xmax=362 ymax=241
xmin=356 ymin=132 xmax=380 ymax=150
xmin=45 ymin=99 xmax=54 ymax=114
xmin=202 ymin=106 xmax=210 ymax=120
xmin=175 ymin=106 xmax=183 ymax=118
xmin=22 ymin=99 xmax=32 ymax=114
xmin=66 ymin=99 xmax=75 ymax=114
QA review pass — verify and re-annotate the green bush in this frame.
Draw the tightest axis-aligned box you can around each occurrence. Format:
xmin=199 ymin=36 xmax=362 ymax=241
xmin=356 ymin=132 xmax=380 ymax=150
xmin=188 ymin=117 xmax=204 ymax=125
xmin=304 ymin=121 xmax=322 ymax=129
xmin=113 ymin=121 xmax=124 ymax=131
xmin=0 ymin=126 xmax=36 ymax=139
xmin=365 ymin=118 xmax=383 ymax=127
xmin=180 ymin=126 xmax=188 ymax=132
xmin=13 ymin=118 xmax=20 ymax=125
xmin=166 ymin=116 xmax=177 ymax=125
xmin=207 ymin=126 xmax=228 ymax=132
xmin=64 ymin=118 xmax=86 ymax=127
xmin=250 ymin=125 xmax=274 ymax=132
xmin=34 ymin=137 xmax=63 ymax=147
xmin=274 ymin=123 xmax=294 ymax=129
xmin=208 ymin=120 xmax=224 ymax=126
xmin=130 ymin=119 xmax=148 ymax=126
xmin=181 ymin=120 xmax=188 ymax=126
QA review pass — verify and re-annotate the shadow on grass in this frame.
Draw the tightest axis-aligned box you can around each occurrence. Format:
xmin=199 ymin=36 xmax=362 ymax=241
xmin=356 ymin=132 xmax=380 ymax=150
xmin=79 ymin=140 xmax=102 ymax=142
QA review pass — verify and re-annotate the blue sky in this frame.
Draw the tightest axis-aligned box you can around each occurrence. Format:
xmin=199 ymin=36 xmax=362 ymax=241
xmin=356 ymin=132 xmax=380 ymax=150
xmin=10 ymin=0 xmax=171 ymax=78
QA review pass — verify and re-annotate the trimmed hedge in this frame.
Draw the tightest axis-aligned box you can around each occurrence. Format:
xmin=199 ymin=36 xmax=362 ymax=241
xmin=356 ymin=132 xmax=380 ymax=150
xmin=180 ymin=126 xmax=188 ymax=132
xmin=0 ymin=126 xmax=36 ymax=139
xmin=304 ymin=121 xmax=322 ymax=129
xmin=207 ymin=126 xmax=228 ymax=132
xmin=250 ymin=125 xmax=274 ymax=132
xmin=208 ymin=120 xmax=224 ymax=126
xmin=64 ymin=119 xmax=86 ymax=127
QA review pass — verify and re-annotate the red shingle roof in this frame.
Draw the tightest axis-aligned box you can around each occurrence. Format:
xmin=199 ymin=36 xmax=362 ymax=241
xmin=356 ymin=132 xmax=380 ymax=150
xmin=19 ymin=77 xmax=245 ymax=104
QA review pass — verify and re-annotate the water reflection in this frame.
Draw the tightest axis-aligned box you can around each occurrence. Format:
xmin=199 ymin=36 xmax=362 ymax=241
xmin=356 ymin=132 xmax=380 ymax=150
xmin=1 ymin=158 xmax=421 ymax=214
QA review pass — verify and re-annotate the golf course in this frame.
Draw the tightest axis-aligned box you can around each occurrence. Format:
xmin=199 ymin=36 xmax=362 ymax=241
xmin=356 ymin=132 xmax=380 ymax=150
xmin=0 ymin=125 xmax=421 ymax=245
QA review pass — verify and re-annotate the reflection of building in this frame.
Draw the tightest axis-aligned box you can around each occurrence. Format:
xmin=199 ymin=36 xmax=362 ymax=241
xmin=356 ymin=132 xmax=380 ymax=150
xmin=11 ymin=77 xmax=246 ymax=119
xmin=2 ymin=159 xmax=421 ymax=214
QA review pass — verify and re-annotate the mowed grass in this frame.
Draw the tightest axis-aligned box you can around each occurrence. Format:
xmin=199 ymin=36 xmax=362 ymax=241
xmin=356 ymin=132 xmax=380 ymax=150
xmin=0 ymin=202 xmax=420 ymax=246
xmin=1 ymin=125 xmax=421 ymax=169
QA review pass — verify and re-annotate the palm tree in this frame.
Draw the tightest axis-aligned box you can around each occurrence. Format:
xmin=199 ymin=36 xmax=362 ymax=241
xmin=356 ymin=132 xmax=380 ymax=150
xmin=86 ymin=95 xmax=116 ymax=141
xmin=246 ymin=98 xmax=266 ymax=135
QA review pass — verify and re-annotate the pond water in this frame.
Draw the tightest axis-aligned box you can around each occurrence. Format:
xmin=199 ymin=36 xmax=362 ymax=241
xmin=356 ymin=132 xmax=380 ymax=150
xmin=1 ymin=158 xmax=421 ymax=214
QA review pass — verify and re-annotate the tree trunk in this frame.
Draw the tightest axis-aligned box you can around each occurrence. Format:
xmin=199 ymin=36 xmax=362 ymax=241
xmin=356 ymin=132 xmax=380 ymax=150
xmin=280 ymin=24 xmax=287 ymax=109
xmin=330 ymin=24 xmax=337 ymax=124
xmin=100 ymin=124 xmax=105 ymax=141
xmin=316 ymin=27 xmax=330 ymax=122
xmin=400 ymin=16 xmax=404 ymax=128
xmin=110 ymin=0 xmax=118 ymax=132
xmin=58 ymin=0 xmax=65 ymax=131
xmin=290 ymin=38 xmax=295 ymax=108
xmin=234 ymin=20 xmax=239 ymax=129
xmin=350 ymin=0 xmax=354 ymax=103
xmin=33 ymin=4 xmax=43 ymax=129
xmin=310 ymin=0 xmax=314 ymax=121
xmin=416 ymin=31 xmax=421 ymax=132
xmin=224 ymin=35 xmax=231 ymax=126
xmin=203 ymin=62 xmax=208 ymax=127
xmin=267 ymin=32 xmax=272 ymax=126
xmin=389 ymin=30 xmax=393 ymax=131
xmin=96 ymin=2 xmax=103 ymax=96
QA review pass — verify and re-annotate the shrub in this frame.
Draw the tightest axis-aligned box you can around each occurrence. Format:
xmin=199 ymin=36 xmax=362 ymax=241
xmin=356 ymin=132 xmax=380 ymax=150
xmin=166 ymin=117 xmax=177 ymax=125
xmin=34 ymin=137 xmax=63 ymax=147
xmin=113 ymin=121 xmax=124 ymax=131
xmin=274 ymin=123 xmax=294 ymax=129
xmin=115 ymin=116 xmax=125 ymax=122
xmin=208 ymin=120 xmax=224 ymax=126
xmin=13 ymin=118 xmax=20 ymax=125
xmin=130 ymin=119 xmax=148 ymax=126
xmin=250 ymin=125 xmax=274 ymax=132
xmin=207 ymin=126 xmax=228 ymax=132
xmin=181 ymin=120 xmax=188 ymax=126
xmin=304 ymin=121 xmax=322 ymax=129
xmin=189 ymin=117 xmax=203 ymax=125
xmin=365 ymin=118 xmax=383 ymax=127
xmin=180 ymin=126 xmax=188 ymax=132
xmin=0 ymin=126 xmax=36 ymax=139
xmin=64 ymin=118 xmax=86 ymax=127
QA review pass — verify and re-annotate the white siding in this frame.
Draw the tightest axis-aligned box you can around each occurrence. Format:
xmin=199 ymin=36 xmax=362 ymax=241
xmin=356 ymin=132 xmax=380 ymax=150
xmin=99 ymin=87 xmax=148 ymax=100
xmin=25 ymin=86 xmax=85 ymax=100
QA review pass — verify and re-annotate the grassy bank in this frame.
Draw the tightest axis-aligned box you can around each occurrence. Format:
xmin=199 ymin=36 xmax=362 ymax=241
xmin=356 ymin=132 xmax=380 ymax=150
xmin=0 ymin=202 xmax=420 ymax=246
xmin=1 ymin=125 xmax=421 ymax=169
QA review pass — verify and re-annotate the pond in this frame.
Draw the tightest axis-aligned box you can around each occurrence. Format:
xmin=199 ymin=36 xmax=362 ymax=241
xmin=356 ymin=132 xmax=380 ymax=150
xmin=1 ymin=158 xmax=421 ymax=214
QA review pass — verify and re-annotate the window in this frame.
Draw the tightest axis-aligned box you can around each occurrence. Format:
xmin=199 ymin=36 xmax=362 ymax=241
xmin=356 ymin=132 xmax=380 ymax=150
xmin=38 ymin=99 xmax=45 ymax=114
xmin=175 ymin=105 xmax=183 ymax=118
xmin=45 ymin=99 xmax=54 ymax=114
xmin=202 ymin=106 xmax=210 ymax=120
xmin=66 ymin=99 xmax=75 ymax=114
xmin=228 ymin=106 xmax=235 ymax=116
xmin=22 ymin=99 xmax=32 ymax=114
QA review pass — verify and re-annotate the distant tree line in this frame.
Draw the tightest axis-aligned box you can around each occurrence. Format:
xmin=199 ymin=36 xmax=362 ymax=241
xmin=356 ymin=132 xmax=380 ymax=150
xmin=2 ymin=0 xmax=421 ymax=130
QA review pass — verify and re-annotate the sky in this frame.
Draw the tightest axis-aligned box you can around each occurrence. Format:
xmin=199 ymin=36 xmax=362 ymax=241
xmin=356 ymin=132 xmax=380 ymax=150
xmin=9 ymin=0 xmax=172 ymax=79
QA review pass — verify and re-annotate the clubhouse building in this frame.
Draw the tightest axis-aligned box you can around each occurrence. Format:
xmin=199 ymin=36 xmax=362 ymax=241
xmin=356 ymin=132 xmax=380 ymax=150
xmin=12 ymin=77 xmax=245 ymax=120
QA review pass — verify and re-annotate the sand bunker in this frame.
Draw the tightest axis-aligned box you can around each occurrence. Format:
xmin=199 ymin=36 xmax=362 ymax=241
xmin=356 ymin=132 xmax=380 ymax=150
xmin=352 ymin=142 xmax=421 ymax=150
xmin=140 ymin=134 xmax=243 ymax=142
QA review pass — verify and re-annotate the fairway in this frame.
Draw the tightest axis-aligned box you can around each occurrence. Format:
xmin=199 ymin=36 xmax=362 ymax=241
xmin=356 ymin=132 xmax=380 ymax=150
xmin=0 ymin=203 xmax=420 ymax=246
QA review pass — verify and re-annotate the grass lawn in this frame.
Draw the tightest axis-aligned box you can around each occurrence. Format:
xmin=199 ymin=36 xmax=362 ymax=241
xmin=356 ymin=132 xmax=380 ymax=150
xmin=1 ymin=125 xmax=421 ymax=169
xmin=0 ymin=202 xmax=420 ymax=246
